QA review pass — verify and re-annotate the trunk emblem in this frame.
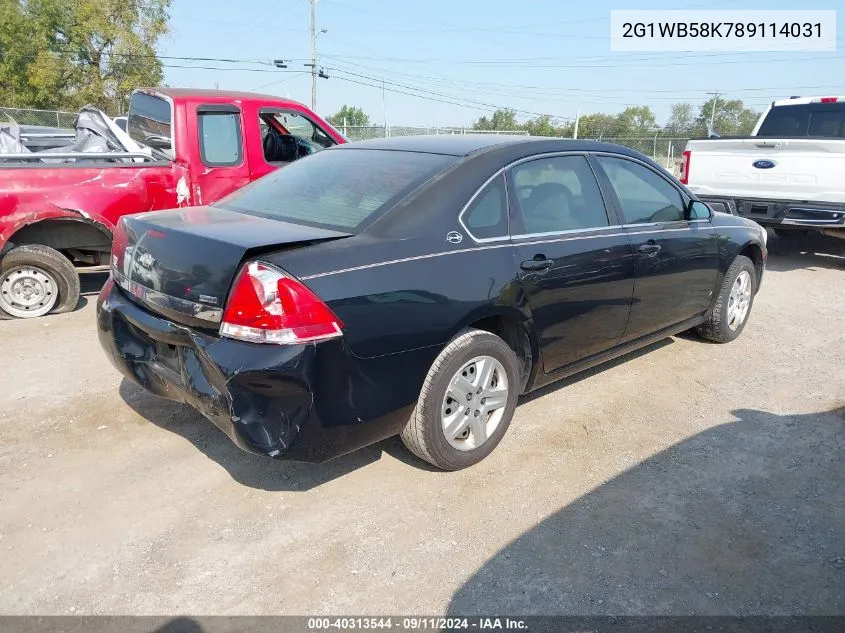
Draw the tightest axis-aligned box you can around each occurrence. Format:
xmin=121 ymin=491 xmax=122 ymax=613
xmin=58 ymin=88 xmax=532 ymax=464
xmin=138 ymin=252 xmax=156 ymax=268
xmin=446 ymin=231 xmax=463 ymax=244
xmin=752 ymin=160 xmax=776 ymax=169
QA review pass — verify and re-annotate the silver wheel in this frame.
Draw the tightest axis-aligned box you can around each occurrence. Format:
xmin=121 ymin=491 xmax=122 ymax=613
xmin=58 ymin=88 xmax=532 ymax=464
xmin=441 ymin=355 xmax=509 ymax=451
xmin=727 ymin=270 xmax=751 ymax=331
xmin=0 ymin=265 xmax=59 ymax=318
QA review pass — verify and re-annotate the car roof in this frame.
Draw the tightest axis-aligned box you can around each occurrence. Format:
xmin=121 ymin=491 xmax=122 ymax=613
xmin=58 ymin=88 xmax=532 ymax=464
xmin=334 ymin=134 xmax=641 ymax=157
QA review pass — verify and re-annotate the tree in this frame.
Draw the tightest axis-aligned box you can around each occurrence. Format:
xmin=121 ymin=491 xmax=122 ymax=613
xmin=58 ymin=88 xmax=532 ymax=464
xmin=576 ymin=113 xmax=618 ymax=139
xmin=0 ymin=0 xmax=170 ymax=114
xmin=664 ymin=103 xmax=696 ymax=136
xmin=473 ymin=108 xmax=518 ymax=131
xmin=615 ymin=105 xmax=657 ymax=136
xmin=327 ymin=104 xmax=370 ymax=127
xmin=696 ymin=97 xmax=759 ymax=136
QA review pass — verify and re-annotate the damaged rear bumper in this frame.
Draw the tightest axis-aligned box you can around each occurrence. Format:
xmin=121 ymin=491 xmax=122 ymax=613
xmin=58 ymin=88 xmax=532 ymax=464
xmin=96 ymin=278 xmax=415 ymax=462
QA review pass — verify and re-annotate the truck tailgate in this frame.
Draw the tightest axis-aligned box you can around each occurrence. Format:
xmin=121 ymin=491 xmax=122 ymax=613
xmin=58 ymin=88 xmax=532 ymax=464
xmin=686 ymin=138 xmax=845 ymax=204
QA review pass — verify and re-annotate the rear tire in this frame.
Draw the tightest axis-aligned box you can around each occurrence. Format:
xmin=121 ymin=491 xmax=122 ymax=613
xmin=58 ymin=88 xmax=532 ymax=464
xmin=0 ymin=245 xmax=80 ymax=318
xmin=696 ymin=255 xmax=756 ymax=343
xmin=400 ymin=328 xmax=520 ymax=470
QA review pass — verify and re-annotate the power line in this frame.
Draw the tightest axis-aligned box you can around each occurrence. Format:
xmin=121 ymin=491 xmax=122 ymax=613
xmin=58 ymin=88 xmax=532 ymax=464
xmin=326 ymin=67 xmax=573 ymax=119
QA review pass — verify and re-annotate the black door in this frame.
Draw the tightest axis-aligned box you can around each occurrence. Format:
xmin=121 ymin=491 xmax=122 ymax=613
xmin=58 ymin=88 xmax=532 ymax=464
xmin=508 ymin=154 xmax=635 ymax=373
xmin=592 ymin=154 xmax=719 ymax=342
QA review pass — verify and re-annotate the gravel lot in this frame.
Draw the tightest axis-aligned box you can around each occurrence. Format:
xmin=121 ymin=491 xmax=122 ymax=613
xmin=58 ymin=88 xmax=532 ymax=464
xmin=0 ymin=232 xmax=843 ymax=616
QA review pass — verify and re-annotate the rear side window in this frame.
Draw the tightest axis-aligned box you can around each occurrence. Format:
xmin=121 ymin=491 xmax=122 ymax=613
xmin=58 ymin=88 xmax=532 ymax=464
xmin=128 ymin=93 xmax=172 ymax=152
xmin=597 ymin=156 xmax=685 ymax=224
xmin=510 ymin=155 xmax=609 ymax=234
xmin=757 ymin=103 xmax=845 ymax=137
xmin=198 ymin=111 xmax=243 ymax=166
xmin=217 ymin=149 xmax=456 ymax=232
xmin=462 ymin=175 xmax=508 ymax=239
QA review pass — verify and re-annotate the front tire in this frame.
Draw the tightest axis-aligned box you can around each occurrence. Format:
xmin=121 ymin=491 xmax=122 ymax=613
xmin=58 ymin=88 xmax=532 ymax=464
xmin=696 ymin=255 xmax=756 ymax=343
xmin=400 ymin=328 xmax=520 ymax=470
xmin=0 ymin=245 xmax=80 ymax=318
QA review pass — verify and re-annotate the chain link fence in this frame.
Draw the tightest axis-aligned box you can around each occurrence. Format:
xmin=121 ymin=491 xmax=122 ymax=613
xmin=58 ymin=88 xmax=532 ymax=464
xmin=1 ymin=106 xmax=77 ymax=129
xmin=343 ymin=125 xmax=529 ymax=141
xmin=1 ymin=107 xmax=689 ymax=175
xmin=581 ymin=137 xmax=690 ymax=173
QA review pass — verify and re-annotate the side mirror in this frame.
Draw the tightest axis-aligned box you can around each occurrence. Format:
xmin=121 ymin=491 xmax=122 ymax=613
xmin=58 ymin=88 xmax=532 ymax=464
xmin=686 ymin=200 xmax=712 ymax=220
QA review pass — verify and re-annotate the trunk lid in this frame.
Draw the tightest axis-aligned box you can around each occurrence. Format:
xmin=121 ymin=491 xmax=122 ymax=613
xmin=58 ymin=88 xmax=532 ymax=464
xmin=113 ymin=206 xmax=350 ymax=328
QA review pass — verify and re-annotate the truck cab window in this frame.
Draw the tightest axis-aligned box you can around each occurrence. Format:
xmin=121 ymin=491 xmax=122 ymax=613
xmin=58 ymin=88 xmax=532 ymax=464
xmin=198 ymin=112 xmax=243 ymax=166
xmin=259 ymin=111 xmax=336 ymax=165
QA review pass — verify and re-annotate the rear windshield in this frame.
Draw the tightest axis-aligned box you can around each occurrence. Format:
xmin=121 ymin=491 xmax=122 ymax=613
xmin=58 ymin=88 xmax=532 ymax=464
xmin=757 ymin=102 xmax=845 ymax=137
xmin=128 ymin=92 xmax=173 ymax=148
xmin=216 ymin=148 xmax=456 ymax=231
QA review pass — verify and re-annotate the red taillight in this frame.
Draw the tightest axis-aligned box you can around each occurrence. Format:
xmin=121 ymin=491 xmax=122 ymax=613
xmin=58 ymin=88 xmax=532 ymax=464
xmin=220 ymin=262 xmax=343 ymax=345
xmin=820 ymin=97 xmax=838 ymax=103
xmin=679 ymin=150 xmax=691 ymax=185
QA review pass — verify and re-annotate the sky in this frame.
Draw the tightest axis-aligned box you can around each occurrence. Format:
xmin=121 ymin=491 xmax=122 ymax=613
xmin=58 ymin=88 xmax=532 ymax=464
xmin=158 ymin=0 xmax=844 ymax=129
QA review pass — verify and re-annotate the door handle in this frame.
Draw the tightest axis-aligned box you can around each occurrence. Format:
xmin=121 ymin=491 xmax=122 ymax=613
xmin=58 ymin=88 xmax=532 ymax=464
xmin=638 ymin=243 xmax=661 ymax=256
xmin=520 ymin=257 xmax=554 ymax=271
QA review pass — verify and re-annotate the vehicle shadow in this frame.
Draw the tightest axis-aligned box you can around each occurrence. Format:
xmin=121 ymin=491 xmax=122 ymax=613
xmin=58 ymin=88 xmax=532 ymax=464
xmin=447 ymin=406 xmax=845 ymax=615
xmin=118 ymin=340 xmax=678 ymax=486
xmin=520 ymin=338 xmax=673 ymax=404
xmin=119 ymin=379 xmax=391 ymax=491
xmin=79 ymin=270 xmax=109 ymax=295
xmin=764 ymin=232 xmax=845 ymax=273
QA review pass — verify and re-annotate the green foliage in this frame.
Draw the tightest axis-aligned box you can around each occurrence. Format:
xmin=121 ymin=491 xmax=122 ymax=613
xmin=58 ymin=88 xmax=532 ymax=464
xmin=665 ymin=102 xmax=697 ymax=136
xmin=473 ymin=108 xmax=519 ymax=131
xmin=472 ymin=99 xmax=759 ymax=140
xmin=327 ymin=104 xmax=371 ymax=127
xmin=473 ymin=109 xmax=573 ymax=137
xmin=0 ymin=0 xmax=170 ymax=114
xmin=696 ymin=97 xmax=760 ymax=136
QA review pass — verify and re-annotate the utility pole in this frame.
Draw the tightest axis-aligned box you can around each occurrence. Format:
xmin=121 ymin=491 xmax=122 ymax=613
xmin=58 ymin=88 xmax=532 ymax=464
xmin=706 ymin=91 xmax=722 ymax=132
xmin=309 ymin=0 xmax=317 ymax=111
xmin=573 ymin=107 xmax=580 ymax=139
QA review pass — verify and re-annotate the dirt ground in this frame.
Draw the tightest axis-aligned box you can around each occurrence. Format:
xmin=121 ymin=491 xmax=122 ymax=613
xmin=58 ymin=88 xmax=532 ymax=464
xmin=0 ymin=233 xmax=843 ymax=616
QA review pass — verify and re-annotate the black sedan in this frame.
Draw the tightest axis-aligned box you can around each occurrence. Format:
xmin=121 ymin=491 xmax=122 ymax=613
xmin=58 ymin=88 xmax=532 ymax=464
xmin=97 ymin=136 xmax=767 ymax=470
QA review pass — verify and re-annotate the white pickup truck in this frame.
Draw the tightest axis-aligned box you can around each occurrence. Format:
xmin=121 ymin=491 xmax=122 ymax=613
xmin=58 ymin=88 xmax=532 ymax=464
xmin=681 ymin=96 xmax=845 ymax=239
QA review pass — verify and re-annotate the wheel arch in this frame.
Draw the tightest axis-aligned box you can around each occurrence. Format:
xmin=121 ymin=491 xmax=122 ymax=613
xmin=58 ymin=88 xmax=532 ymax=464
xmin=3 ymin=216 xmax=114 ymax=260
xmin=737 ymin=240 xmax=765 ymax=290
xmin=457 ymin=306 xmax=540 ymax=394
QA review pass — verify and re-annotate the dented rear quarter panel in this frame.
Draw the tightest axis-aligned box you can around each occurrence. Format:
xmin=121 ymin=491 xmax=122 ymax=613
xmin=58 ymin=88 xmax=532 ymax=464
xmin=0 ymin=162 xmax=187 ymax=252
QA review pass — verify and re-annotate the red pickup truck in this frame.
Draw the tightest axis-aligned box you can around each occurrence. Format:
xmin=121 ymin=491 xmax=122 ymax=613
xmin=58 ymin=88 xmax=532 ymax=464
xmin=0 ymin=88 xmax=345 ymax=318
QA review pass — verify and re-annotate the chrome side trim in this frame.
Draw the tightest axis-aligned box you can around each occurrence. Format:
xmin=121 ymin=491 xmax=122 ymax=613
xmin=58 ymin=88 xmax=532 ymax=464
xmin=113 ymin=269 xmax=223 ymax=323
xmin=301 ymin=224 xmax=715 ymax=281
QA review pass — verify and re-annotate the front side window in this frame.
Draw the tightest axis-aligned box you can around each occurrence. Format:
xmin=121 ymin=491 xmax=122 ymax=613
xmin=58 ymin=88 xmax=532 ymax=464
xmin=260 ymin=111 xmax=336 ymax=164
xmin=596 ymin=156 xmax=685 ymax=224
xmin=198 ymin=111 xmax=243 ymax=166
xmin=510 ymin=155 xmax=609 ymax=235
xmin=217 ymin=148 xmax=455 ymax=232
xmin=462 ymin=175 xmax=508 ymax=239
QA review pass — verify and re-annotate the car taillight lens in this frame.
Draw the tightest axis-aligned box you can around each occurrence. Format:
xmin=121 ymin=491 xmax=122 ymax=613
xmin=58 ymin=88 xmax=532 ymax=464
xmin=679 ymin=150 xmax=691 ymax=184
xmin=220 ymin=261 xmax=343 ymax=345
xmin=820 ymin=97 xmax=839 ymax=103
